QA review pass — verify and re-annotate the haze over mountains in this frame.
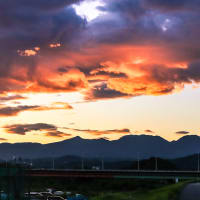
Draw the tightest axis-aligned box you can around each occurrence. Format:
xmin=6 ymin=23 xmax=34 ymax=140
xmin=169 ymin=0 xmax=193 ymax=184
xmin=0 ymin=135 xmax=200 ymax=160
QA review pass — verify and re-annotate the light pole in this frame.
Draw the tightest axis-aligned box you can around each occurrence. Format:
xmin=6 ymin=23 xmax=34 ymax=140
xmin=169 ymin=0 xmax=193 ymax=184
xmin=198 ymin=153 xmax=200 ymax=172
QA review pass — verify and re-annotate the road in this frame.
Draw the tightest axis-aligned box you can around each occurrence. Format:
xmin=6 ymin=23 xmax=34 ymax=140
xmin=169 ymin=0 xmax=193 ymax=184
xmin=180 ymin=183 xmax=200 ymax=200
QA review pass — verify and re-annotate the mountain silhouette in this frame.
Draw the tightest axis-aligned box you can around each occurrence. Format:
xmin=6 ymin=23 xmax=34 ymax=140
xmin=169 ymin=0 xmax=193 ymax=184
xmin=1 ymin=135 xmax=200 ymax=160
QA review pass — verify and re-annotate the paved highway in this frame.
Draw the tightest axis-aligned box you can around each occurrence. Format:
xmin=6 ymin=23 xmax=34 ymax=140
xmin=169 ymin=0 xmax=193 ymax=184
xmin=180 ymin=183 xmax=200 ymax=200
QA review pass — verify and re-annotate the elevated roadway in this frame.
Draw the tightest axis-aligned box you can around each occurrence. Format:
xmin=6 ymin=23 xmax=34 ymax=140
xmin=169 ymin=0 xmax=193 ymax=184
xmin=26 ymin=169 xmax=200 ymax=180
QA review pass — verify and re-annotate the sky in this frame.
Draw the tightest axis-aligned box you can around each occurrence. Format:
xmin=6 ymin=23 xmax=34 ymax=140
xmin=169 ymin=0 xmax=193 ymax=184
xmin=0 ymin=0 xmax=200 ymax=143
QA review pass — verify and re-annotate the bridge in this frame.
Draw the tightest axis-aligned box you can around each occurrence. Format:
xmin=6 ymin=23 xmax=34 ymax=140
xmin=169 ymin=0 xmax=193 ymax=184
xmin=26 ymin=169 xmax=200 ymax=181
xmin=0 ymin=167 xmax=199 ymax=198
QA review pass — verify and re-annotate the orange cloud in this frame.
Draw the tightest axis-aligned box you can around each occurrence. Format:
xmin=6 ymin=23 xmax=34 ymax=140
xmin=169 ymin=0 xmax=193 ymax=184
xmin=1 ymin=43 xmax=198 ymax=101
xmin=25 ymin=68 xmax=88 ymax=93
xmin=108 ymin=77 xmax=175 ymax=96
xmin=65 ymin=128 xmax=131 ymax=136
xmin=0 ymin=39 xmax=199 ymax=102
xmin=45 ymin=131 xmax=71 ymax=138
xmin=0 ymin=103 xmax=73 ymax=117
xmin=0 ymin=138 xmax=7 ymax=141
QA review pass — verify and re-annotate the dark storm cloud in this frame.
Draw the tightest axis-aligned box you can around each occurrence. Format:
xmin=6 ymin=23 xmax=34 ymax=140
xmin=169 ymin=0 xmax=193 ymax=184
xmin=57 ymin=67 xmax=69 ymax=73
xmin=0 ymin=103 xmax=73 ymax=117
xmin=0 ymin=95 xmax=26 ymax=102
xmin=90 ymin=0 xmax=160 ymax=45
xmin=0 ymin=105 xmax=39 ymax=117
xmin=143 ymin=0 xmax=186 ymax=11
xmin=0 ymin=0 xmax=200 ymax=100
xmin=85 ymin=83 xmax=130 ymax=100
xmin=95 ymin=0 xmax=200 ymax=57
xmin=0 ymin=0 xmax=85 ymax=50
xmin=90 ymin=71 xmax=128 ymax=78
xmin=0 ymin=0 xmax=86 ymax=93
xmin=0 ymin=0 xmax=81 ymax=10
xmin=101 ymin=0 xmax=146 ymax=19
xmin=143 ymin=0 xmax=200 ymax=12
xmin=150 ymin=62 xmax=200 ymax=84
xmin=175 ymin=131 xmax=190 ymax=135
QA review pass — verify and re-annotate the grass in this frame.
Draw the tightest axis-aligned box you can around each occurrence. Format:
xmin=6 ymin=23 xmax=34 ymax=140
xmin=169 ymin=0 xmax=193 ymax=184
xmin=24 ymin=177 xmax=190 ymax=200
xmin=89 ymin=181 xmax=188 ymax=200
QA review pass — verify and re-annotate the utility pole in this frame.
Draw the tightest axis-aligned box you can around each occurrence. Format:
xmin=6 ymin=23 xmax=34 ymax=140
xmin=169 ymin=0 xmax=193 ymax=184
xmin=137 ymin=152 xmax=140 ymax=171
xmin=52 ymin=158 xmax=55 ymax=170
xmin=101 ymin=157 xmax=104 ymax=170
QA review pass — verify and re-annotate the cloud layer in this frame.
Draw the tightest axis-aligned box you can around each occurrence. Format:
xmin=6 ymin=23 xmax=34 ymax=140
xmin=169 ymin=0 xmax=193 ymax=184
xmin=0 ymin=0 xmax=200 ymax=101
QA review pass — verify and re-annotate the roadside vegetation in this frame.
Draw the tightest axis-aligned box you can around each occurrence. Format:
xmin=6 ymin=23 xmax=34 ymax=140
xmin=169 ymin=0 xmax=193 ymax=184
xmin=89 ymin=181 xmax=188 ymax=200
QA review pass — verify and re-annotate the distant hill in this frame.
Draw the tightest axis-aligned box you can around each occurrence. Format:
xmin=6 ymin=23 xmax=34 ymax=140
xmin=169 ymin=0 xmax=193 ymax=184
xmin=23 ymin=156 xmax=176 ymax=170
xmin=1 ymin=135 xmax=200 ymax=160
xmin=171 ymin=154 xmax=200 ymax=171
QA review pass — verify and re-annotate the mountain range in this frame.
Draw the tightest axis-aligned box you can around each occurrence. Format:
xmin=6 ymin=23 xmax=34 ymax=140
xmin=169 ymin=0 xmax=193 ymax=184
xmin=1 ymin=135 xmax=200 ymax=160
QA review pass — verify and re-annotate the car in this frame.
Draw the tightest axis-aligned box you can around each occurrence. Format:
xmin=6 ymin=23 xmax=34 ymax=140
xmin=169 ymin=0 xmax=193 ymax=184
xmin=39 ymin=192 xmax=53 ymax=198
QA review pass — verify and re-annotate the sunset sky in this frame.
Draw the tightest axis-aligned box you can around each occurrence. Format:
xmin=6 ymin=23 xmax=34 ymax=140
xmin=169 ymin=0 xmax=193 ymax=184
xmin=0 ymin=0 xmax=200 ymax=143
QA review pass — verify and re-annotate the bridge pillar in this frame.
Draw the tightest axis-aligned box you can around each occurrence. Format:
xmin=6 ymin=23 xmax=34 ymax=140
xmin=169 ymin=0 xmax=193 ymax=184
xmin=175 ymin=177 xmax=179 ymax=183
